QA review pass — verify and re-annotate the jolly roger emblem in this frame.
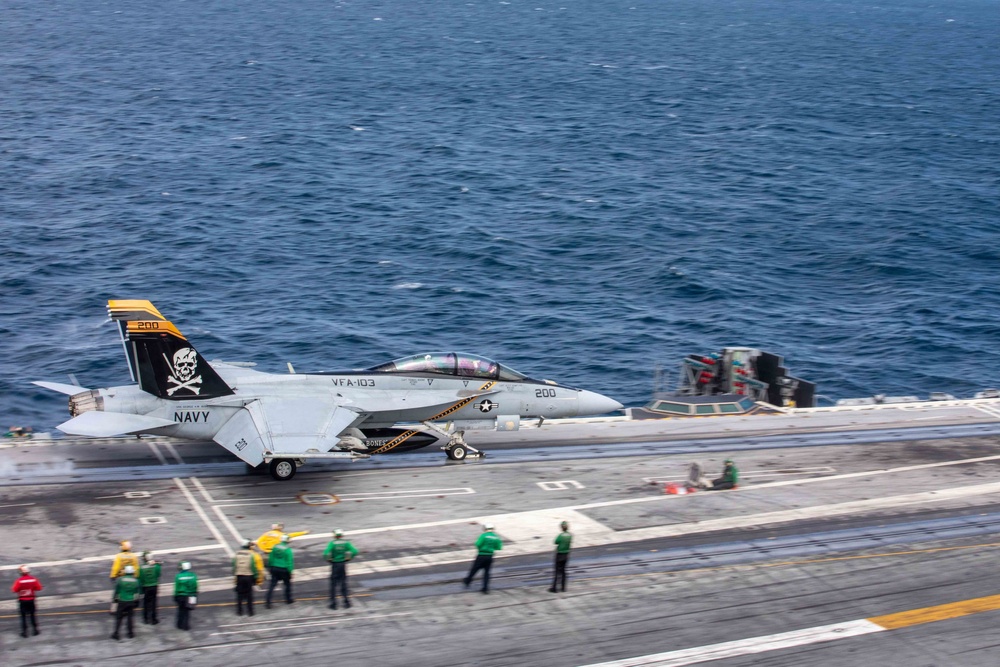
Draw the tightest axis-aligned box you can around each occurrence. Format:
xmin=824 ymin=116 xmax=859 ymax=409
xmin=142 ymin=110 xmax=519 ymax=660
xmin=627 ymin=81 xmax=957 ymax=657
xmin=476 ymin=399 xmax=498 ymax=413
xmin=163 ymin=347 xmax=203 ymax=396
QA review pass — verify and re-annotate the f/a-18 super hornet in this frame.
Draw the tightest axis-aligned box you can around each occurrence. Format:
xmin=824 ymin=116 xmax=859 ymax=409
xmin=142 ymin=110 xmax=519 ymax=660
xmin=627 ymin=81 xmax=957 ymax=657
xmin=34 ymin=300 xmax=622 ymax=480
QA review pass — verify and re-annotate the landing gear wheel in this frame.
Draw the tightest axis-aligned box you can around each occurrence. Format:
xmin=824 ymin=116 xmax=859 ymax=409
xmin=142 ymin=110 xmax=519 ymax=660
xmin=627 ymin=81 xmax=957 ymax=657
xmin=446 ymin=445 xmax=468 ymax=461
xmin=269 ymin=458 xmax=297 ymax=481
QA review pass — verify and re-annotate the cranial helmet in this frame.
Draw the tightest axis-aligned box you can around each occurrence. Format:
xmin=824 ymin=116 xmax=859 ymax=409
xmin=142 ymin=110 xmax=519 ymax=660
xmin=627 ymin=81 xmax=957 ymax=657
xmin=334 ymin=529 xmax=343 ymax=538
xmin=124 ymin=565 xmax=135 ymax=575
xmin=180 ymin=561 xmax=191 ymax=571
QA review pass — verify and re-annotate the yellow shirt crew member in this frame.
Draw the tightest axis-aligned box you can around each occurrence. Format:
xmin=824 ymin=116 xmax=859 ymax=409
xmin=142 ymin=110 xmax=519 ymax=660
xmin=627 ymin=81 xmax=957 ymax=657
xmin=255 ymin=524 xmax=310 ymax=553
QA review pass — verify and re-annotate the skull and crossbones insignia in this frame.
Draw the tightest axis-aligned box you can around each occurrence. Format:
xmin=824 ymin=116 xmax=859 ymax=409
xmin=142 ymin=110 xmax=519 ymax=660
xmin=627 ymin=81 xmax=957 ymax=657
xmin=164 ymin=348 xmax=203 ymax=396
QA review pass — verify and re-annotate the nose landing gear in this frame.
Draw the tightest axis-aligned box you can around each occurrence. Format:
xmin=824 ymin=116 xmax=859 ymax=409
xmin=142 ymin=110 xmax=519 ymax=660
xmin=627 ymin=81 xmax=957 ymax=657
xmin=422 ymin=421 xmax=484 ymax=461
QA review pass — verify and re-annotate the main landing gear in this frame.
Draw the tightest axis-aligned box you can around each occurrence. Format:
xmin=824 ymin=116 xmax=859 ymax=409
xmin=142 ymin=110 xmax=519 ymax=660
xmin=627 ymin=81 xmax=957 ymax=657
xmin=268 ymin=458 xmax=299 ymax=481
xmin=422 ymin=421 xmax=484 ymax=462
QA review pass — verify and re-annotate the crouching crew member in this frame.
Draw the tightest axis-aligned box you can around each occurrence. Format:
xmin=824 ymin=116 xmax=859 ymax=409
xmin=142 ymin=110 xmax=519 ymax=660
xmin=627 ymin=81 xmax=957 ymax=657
xmin=173 ymin=561 xmax=198 ymax=631
xmin=12 ymin=565 xmax=42 ymax=638
xmin=111 ymin=565 xmax=140 ymax=640
xmin=139 ymin=551 xmax=161 ymax=625
xmin=707 ymin=458 xmax=739 ymax=491
xmin=233 ymin=540 xmax=260 ymax=616
xmin=255 ymin=523 xmax=310 ymax=553
xmin=323 ymin=529 xmax=358 ymax=610
xmin=266 ymin=534 xmax=294 ymax=607
xmin=549 ymin=521 xmax=573 ymax=593
xmin=463 ymin=523 xmax=502 ymax=594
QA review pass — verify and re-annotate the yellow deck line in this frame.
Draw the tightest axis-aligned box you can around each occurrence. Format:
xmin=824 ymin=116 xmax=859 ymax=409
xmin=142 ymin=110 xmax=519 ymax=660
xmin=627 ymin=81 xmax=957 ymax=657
xmin=869 ymin=593 xmax=1000 ymax=630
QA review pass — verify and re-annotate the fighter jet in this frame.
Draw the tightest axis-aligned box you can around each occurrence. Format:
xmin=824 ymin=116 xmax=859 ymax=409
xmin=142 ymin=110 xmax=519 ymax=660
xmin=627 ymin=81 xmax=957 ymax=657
xmin=34 ymin=300 xmax=623 ymax=480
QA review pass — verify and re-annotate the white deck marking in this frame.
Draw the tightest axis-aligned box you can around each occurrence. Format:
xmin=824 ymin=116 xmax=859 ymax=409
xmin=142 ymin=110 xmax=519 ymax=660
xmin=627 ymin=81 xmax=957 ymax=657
xmin=213 ymin=487 xmax=476 ymax=508
xmin=0 ymin=502 xmax=36 ymax=509
xmin=174 ymin=477 xmax=234 ymax=557
xmin=163 ymin=441 xmax=185 ymax=464
xmin=577 ymin=620 xmax=886 ymax=666
xmin=190 ymin=477 xmax=246 ymax=544
xmin=976 ymin=405 xmax=1000 ymax=420
xmin=0 ymin=543 xmax=226 ymax=572
xmin=146 ymin=440 xmax=169 ymax=466
xmin=538 ymin=480 xmax=586 ymax=490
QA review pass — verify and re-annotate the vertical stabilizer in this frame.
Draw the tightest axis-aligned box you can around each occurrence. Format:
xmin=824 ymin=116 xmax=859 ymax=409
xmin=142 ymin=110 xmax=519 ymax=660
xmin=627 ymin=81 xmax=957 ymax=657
xmin=125 ymin=320 xmax=234 ymax=400
xmin=108 ymin=300 xmax=167 ymax=383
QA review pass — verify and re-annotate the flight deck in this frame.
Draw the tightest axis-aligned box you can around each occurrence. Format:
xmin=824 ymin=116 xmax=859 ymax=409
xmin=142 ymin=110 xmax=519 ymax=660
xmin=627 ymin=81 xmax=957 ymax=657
xmin=4 ymin=399 xmax=1000 ymax=666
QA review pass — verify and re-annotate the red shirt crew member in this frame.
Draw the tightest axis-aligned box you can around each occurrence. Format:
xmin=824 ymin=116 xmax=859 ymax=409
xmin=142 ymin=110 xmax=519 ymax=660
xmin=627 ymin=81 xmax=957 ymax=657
xmin=12 ymin=565 xmax=42 ymax=638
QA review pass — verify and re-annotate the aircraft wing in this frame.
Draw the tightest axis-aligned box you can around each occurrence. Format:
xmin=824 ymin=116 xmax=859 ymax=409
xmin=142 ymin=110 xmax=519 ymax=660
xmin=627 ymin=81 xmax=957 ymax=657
xmin=213 ymin=396 xmax=363 ymax=466
xmin=57 ymin=411 xmax=176 ymax=437
xmin=338 ymin=388 xmax=501 ymax=414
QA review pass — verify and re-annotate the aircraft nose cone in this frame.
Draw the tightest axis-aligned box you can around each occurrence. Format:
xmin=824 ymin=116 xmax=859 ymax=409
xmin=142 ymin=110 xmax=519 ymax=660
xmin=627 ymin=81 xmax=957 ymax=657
xmin=577 ymin=390 xmax=624 ymax=416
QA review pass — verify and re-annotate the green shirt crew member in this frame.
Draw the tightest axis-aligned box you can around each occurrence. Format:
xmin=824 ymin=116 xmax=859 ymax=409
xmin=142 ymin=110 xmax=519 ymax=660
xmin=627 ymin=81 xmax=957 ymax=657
xmin=266 ymin=535 xmax=295 ymax=607
xmin=464 ymin=523 xmax=502 ymax=593
xmin=111 ymin=566 xmax=141 ymax=640
xmin=324 ymin=530 xmax=359 ymax=610
xmin=173 ymin=562 xmax=198 ymax=631
xmin=138 ymin=553 xmax=162 ymax=625
xmin=549 ymin=521 xmax=573 ymax=593
xmin=708 ymin=459 xmax=739 ymax=491
xmin=233 ymin=541 xmax=261 ymax=616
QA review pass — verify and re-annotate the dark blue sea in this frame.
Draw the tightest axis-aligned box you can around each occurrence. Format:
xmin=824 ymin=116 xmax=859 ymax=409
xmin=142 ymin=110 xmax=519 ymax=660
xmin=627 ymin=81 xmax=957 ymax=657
xmin=2 ymin=0 xmax=999 ymax=429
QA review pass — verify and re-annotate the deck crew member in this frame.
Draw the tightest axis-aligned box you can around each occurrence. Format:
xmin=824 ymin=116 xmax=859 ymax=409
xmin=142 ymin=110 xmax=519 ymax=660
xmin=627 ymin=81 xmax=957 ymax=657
xmin=173 ymin=561 xmax=198 ymax=631
xmin=111 ymin=565 xmax=140 ymax=640
xmin=110 ymin=541 xmax=141 ymax=580
xmin=707 ymin=458 xmax=739 ymax=491
xmin=255 ymin=523 xmax=310 ymax=553
xmin=463 ymin=523 xmax=502 ymax=594
xmin=11 ymin=565 xmax=42 ymax=638
xmin=265 ymin=534 xmax=295 ymax=607
xmin=323 ymin=529 xmax=359 ymax=610
xmin=139 ymin=551 xmax=161 ymax=625
xmin=548 ymin=521 xmax=573 ymax=593
xmin=233 ymin=540 xmax=260 ymax=616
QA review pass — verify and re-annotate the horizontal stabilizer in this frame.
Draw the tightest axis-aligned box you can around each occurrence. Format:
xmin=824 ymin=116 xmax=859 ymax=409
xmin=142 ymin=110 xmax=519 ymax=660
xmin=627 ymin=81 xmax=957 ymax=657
xmin=57 ymin=412 xmax=176 ymax=437
xmin=33 ymin=380 xmax=91 ymax=396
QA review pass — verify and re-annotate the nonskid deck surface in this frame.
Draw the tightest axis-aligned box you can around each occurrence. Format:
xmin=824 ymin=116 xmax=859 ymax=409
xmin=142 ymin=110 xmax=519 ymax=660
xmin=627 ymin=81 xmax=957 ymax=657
xmin=4 ymin=401 xmax=1000 ymax=666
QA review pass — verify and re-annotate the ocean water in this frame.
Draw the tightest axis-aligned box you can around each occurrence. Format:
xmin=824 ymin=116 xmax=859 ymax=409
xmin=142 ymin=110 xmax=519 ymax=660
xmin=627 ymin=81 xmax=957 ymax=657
xmin=2 ymin=0 xmax=999 ymax=429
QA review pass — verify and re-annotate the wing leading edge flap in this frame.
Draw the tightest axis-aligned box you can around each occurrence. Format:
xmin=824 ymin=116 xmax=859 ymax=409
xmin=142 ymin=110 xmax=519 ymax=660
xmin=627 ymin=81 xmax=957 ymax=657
xmin=57 ymin=411 xmax=176 ymax=438
xmin=214 ymin=397 xmax=362 ymax=465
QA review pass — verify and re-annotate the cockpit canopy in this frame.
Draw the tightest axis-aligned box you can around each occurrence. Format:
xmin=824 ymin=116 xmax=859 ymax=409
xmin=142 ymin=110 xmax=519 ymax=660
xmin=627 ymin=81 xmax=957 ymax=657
xmin=368 ymin=353 xmax=528 ymax=381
